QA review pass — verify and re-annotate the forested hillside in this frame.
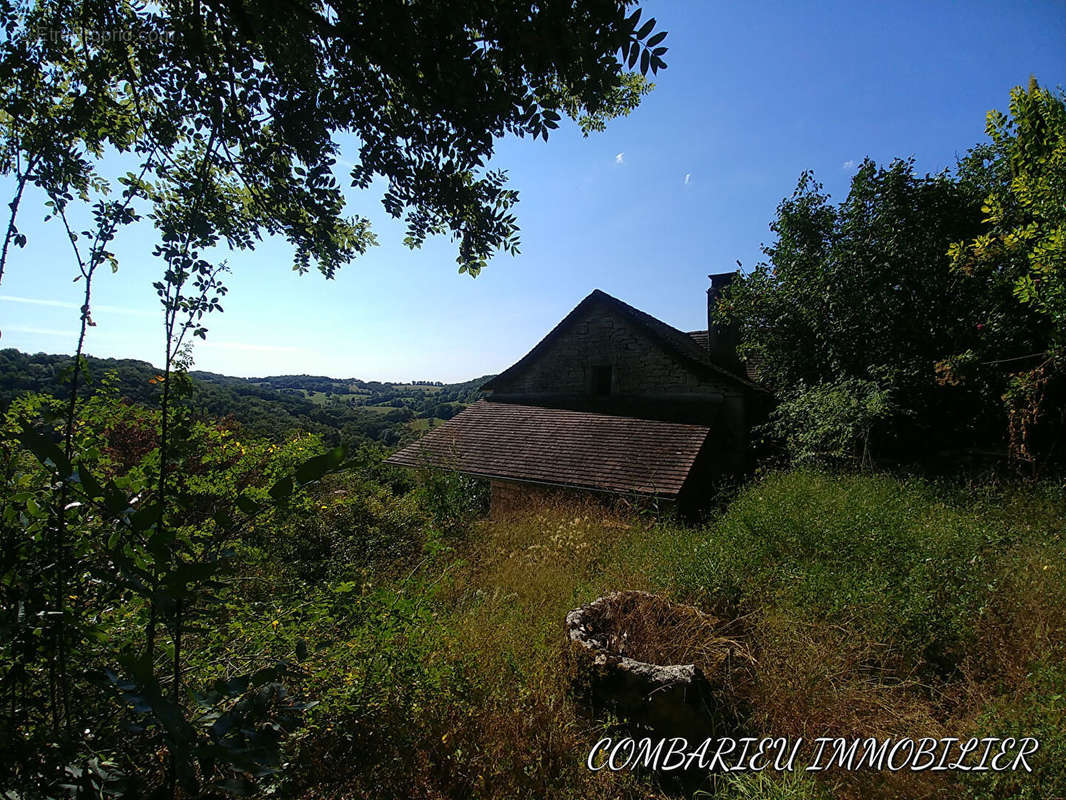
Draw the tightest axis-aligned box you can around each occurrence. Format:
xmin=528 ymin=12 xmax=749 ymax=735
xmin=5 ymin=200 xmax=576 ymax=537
xmin=0 ymin=349 xmax=490 ymax=445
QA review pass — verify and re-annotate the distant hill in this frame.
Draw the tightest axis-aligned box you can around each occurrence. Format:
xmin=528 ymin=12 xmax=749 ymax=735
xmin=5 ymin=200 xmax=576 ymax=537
xmin=0 ymin=348 xmax=493 ymax=446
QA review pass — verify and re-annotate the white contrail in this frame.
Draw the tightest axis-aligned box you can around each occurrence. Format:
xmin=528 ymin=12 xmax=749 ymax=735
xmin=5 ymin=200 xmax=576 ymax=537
xmin=0 ymin=295 xmax=155 ymax=317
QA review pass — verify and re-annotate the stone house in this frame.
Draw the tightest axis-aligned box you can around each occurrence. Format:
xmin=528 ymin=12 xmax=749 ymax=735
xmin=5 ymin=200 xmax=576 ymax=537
xmin=386 ymin=273 xmax=767 ymax=515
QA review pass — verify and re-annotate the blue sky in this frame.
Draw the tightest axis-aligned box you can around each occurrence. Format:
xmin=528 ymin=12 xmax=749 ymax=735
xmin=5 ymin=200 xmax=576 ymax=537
xmin=1 ymin=0 xmax=1064 ymax=381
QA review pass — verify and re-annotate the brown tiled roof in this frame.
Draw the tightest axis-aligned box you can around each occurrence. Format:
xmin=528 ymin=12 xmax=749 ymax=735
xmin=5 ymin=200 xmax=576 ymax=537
xmin=481 ymin=290 xmax=764 ymax=393
xmin=385 ymin=400 xmax=710 ymax=497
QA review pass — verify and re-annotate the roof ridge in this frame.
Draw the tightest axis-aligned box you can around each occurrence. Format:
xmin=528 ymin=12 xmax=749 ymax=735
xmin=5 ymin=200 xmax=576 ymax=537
xmin=482 ymin=289 xmax=762 ymax=392
xmin=587 ymin=291 xmax=762 ymax=390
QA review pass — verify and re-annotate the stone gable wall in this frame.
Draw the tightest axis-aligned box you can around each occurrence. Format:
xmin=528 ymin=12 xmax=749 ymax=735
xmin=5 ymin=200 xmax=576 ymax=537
xmin=491 ymin=305 xmax=735 ymax=398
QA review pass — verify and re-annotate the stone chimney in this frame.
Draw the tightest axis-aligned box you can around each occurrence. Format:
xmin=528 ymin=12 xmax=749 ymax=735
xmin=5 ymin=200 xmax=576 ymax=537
xmin=706 ymin=271 xmax=739 ymax=366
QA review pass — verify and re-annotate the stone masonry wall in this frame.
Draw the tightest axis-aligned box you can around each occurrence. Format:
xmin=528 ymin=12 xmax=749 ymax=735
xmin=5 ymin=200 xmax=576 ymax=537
xmin=489 ymin=479 xmax=676 ymax=518
xmin=492 ymin=305 xmax=734 ymax=398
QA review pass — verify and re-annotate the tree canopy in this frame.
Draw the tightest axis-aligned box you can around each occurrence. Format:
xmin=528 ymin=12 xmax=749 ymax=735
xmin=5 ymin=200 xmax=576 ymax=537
xmin=946 ymin=80 xmax=1066 ymax=467
xmin=720 ymin=150 xmax=1057 ymax=465
xmin=0 ymin=0 xmax=667 ymax=277
xmin=950 ymin=78 xmax=1066 ymax=347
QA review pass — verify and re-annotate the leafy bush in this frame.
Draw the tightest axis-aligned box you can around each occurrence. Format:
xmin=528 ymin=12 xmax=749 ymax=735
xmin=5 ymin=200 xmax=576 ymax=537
xmin=955 ymin=665 xmax=1061 ymax=800
xmin=411 ymin=467 xmax=490 ymax=538
xmin=720 ymin=154 xmax=1055 ymax=464
xmin=267 ymin=478 xmax=427 ymax=582
xmin=961 ymin=663 xmax=1066 ymax=800
xmin=0 ymin=387 xmax=383 ymax=797
xmin=764 ymin=378 xmax=896 ymax=465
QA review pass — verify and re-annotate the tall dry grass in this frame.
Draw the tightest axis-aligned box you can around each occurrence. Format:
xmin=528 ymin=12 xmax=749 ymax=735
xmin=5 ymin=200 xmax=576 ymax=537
xmin=285 ymin=471 xmax=1065 ymax=799
xmin=429 ymin=498 xmax=679 ymax=799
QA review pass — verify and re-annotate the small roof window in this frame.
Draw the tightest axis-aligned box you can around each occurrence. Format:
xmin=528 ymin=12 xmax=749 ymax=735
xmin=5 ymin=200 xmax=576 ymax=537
xmin=591 ymin=365 xmax=613 ymax=396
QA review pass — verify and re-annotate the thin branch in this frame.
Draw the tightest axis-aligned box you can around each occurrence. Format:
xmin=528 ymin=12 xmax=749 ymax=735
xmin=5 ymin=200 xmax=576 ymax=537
xmin=981 ymin=351 xmax=1050 ymax=366
xmin=0 ymin=153 xmax=39 ymax=286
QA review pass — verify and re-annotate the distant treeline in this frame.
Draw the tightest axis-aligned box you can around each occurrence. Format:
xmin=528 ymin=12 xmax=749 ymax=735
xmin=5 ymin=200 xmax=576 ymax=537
xmin=0 ymin=349 xmax=491 ymax=446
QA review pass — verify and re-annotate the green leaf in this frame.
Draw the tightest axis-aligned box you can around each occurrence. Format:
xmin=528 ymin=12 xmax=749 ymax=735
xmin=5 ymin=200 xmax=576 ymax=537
xmin=625 ymin=7 xmax=641 ymax=32
xmin=17 ymin=424 xmax=72 ymax=477
xmin=293 ymin=445 xmax=347 ymax=485
xmin=645 ymin=30 xmax=667 ymax=48
xmin=251 ymin=665 xmax=282 ymax=686
xmin=75 ymin=464 xmax=105 ymax=500
xmin=268 ymin=477 xmax=293 ymax=501
xmin=163 ymin=560 xmax=221 ymax=591
xmin=131 ymin=502 xmax=160 ymax=533
xmin=221 ymin=675 xmax=250 ymax=696
xmin=102 ymin=487 xmax=130 ymax=516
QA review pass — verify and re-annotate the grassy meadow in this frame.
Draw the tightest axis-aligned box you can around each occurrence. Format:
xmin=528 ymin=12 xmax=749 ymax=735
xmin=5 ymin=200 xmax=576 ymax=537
xmin=213 ymin=468 xmax=1066 ymax=799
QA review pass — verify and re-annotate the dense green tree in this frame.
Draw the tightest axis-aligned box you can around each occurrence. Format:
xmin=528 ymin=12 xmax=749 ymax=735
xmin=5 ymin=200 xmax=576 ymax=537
xmin=719 ymin=158 xmax=1028 ymax=463
xmin=951 ymin=79 xmax=1066 ymax=345
xmin=949 ymin=79 xmax=1066 ymax=467
xmin=0 ymin=348 xmax=490 ymax=444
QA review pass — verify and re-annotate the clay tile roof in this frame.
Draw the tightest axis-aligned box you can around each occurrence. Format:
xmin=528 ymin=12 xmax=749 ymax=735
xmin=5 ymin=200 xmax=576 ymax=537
xmin=385 ymin=400 xmax=710 ymax=498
